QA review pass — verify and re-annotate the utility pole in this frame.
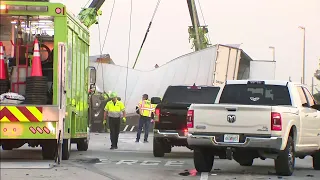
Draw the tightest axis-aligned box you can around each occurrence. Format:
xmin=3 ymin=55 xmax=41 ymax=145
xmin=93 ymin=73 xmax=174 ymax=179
xmin=299 ymin=26 xmax=306 ymax=84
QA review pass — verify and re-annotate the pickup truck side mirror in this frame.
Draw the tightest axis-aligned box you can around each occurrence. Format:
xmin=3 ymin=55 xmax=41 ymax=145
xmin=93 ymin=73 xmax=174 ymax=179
xmin=311 ymin=104 xmax=320 ymax=111
xmin=151 ymin=97 xmax=161 ymax=104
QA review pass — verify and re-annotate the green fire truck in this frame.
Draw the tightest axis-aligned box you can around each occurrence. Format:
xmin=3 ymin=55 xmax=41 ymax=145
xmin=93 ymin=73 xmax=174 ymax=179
xmin=0 ymin=0 xmax=105 ymax=161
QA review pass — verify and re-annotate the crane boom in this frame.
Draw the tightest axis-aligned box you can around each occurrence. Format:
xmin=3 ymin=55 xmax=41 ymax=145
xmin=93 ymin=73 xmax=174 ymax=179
xmin=186 ymin=0 xmax=211 ymax=51
xmin=78 ymin=0 xmax=106 ymax=28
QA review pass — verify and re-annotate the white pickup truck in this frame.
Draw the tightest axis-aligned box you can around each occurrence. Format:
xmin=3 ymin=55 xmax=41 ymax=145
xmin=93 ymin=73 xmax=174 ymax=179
xmin=187 ymin=80 xmax=320 ymax=176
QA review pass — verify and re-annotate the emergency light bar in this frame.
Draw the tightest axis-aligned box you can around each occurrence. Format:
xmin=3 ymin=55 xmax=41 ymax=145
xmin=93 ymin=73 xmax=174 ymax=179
xmin=1 ymin=4 xmax=48 ymax=12
xmin=0 ymin=4 xmax=6 ymax=10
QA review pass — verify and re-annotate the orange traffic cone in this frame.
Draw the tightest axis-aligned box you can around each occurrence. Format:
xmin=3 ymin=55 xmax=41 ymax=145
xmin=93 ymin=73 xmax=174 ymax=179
xmin=0 ymin=42 xmax=7 ymax=80
xmin=30 ymin=39 xmax=43 ymax=77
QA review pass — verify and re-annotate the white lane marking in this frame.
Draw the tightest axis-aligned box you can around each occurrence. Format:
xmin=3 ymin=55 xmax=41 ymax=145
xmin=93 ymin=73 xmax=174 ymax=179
xmin=164 ymin=161 xmax=184 ymax=166
xmin=130 ymin=126 xmax=135 ymax=131
xmin=96 ymin=159 xmax=186 ymax=166
xmin=123 ymin=125 xmax=129 ymax=131
xmin=200 ymin=172 xmax=209 ymax=180
xmin=116 ymin=160 xmax=138 ymax=165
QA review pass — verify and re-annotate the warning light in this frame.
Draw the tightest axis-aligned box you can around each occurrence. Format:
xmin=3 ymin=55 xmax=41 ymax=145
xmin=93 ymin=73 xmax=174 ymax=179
xmin=43 ymin=126 xmax=50 ymax=134
xmin=183 ymin=128 xmax=188 ymax=136
xmin=55 ymin=7 xmax=61 ymax=14
xmin=36 ymin=126 xmax=43 ymax=134
xmin=187 ymin=83 xmax=201 ymax=89
xmin=13 ymin=128 xmax=16 ymax=132
xmin=3 ymin=128 xmax=7 ymax=132
xmin=29 ymin=126 xmax=36 ymax=134
xmin=0 ymin=4 xmax=7 ymax=10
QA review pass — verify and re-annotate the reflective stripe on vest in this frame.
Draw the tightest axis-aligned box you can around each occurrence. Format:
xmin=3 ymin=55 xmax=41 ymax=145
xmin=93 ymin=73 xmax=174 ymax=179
xmin=139 ymin=100 xmax=154 ymax=117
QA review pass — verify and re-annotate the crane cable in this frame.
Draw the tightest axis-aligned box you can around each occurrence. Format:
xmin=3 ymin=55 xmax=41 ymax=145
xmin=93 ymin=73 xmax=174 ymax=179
xmin=124 ymin=0 xmax=133 ymax=105
xmin=132 ymin=0 xmax=161 ymax=69
xmin=96 ymin=0 xmax=116 ymax=93
xmin=197 ymin=0 xmax=211 ymax=44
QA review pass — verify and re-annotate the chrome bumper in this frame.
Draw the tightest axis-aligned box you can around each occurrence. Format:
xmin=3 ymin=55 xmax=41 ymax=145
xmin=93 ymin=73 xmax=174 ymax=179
xmin=153 ymin=129 xmax=187 ymax=139
xmin=187 ymin=134 xmax=283 ymax=150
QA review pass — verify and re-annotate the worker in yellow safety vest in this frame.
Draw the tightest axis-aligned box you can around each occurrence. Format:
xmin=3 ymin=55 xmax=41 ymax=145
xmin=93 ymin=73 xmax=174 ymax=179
xmin=135 ymin=94 xmax=155 ymax=143
xmin=104 ymin=92 xmax=126 ymax=149
xmin=102 ymin=92 xmax=110 ymax=133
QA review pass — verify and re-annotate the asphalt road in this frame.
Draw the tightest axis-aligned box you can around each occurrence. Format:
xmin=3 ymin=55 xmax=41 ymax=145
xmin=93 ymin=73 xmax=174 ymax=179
xmin=1 ymin=133 xmax=320 ymax=180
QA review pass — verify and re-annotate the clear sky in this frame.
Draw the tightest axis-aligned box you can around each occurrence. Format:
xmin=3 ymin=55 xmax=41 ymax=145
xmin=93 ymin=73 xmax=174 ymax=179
xmin=53 ymin=0 xmax=320 ymax=87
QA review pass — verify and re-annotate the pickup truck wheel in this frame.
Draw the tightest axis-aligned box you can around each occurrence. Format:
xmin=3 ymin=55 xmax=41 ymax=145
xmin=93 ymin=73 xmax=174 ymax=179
xmin=165 ymin=145 xmax=172 ymax=153
xmin=274 ymin=136 xmax=295 ymax=176
xmin=312 ymin=151 xmax=320 ymax=170
xmin=194 ymin=149 xmax=214 ymax=172
xmin=153 ymin=138 xmax=165 ymax=157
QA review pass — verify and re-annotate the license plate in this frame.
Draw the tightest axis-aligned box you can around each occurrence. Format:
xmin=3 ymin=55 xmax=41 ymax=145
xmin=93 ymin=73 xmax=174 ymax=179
xmin=223 ymin=134 xmax=239 ymax=143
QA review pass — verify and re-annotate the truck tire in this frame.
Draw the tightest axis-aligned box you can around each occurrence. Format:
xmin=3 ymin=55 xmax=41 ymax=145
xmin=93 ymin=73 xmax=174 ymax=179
xmin=274 ymin=136 xmax=295 ymax=176
xmin=312 ymin=151 xmax=320 ymax=170
xmin=194 ymin=149 xmax=214 ymax=172
xmin=153 ymin=137 xmax=165 ymax=157
xmin=165 ymin=145 xmax=172 ymax=153
xmin=62 ymin=139 xmax=71 ymax=160
xmin=77 ymin=138 xmax=89 ymax=151
xmin=42 ymin=141 xmax=56 ymax=160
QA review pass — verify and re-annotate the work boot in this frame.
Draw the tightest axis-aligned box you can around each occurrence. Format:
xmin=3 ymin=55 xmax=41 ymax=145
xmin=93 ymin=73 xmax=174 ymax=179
xmin=144 ymin=140 xmax=148 ymax=143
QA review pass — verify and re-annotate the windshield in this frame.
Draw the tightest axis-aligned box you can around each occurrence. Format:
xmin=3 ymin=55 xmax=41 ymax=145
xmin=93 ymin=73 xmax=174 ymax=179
xmin=162 ymin=86 xmax=220 ymax=104
xmin=219 ymin=84 xmax=292 ymax=106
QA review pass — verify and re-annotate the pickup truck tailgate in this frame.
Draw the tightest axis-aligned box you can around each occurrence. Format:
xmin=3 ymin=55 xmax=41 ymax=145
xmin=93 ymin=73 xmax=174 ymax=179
xmin=157 ymin=104 xmax=189 ymax=130
xmin=193 ymin=104 xmax=272 ymax=134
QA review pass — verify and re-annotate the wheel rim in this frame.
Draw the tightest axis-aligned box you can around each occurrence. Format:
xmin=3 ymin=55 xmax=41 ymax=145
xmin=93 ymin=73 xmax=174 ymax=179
xmin=288 ymin=142 xmax=294 ymax=171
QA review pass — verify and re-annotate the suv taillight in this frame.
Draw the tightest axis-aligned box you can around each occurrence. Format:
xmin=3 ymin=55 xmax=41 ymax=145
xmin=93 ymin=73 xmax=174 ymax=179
xmin=154 ymin=108 xmax=160 ymax=122
xmin=187 ymin=110 xmax=194 ymax=128
xmin=271 ymin=112 xmax=282 ymax=131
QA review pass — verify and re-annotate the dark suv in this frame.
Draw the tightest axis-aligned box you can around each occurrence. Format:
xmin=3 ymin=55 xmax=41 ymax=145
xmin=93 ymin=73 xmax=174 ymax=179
xmin=151 ymin=84 xmax=220 ymax=157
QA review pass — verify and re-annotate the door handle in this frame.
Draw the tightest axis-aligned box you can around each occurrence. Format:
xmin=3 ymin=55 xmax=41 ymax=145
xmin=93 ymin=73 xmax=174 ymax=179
xmin=305 ymin=114 xmax=309 ymax=117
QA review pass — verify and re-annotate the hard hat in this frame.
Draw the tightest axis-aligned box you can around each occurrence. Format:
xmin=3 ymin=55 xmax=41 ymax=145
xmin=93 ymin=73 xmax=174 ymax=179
xmin=110 ymin=92 xmax=117 ymax=98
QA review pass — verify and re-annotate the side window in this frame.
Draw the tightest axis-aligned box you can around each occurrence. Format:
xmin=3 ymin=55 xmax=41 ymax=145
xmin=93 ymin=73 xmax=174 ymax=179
xmin=297 ymin=87 xmax=308 ymax=107
xmin=303 ymin=87 xmax=316 ymax=107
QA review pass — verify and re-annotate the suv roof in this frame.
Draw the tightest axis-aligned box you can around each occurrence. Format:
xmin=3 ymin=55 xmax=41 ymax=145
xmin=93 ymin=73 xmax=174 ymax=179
xmin=169 ymin=84 xmax=216 ymax=88
xmin=226 ymin=80 xmax=290 ymax=86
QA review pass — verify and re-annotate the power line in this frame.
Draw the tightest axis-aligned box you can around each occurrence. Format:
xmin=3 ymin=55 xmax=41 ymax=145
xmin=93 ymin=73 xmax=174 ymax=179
xmin=197 ymin=0 xmax=211 ymax=44
xmin=96 ymin=0 xmax=116 ymax=93
xmin=132 ymin=0 xmax=161 ymax=69
xmin=124 ymin=0 xmax=133 ymax=105
xmin=97 ymin=16 xmax=105 ymax=91
xmin=84 ymin=0 xmax=91 ymax=8
xmin=101 ymin=0 xmax=116 ymax=52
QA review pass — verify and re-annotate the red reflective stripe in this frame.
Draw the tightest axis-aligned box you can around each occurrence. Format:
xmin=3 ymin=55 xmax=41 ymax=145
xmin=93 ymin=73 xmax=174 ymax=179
xmin=141 ymin=100 xmax=145 ymax=114
xmin=18 ymin=106 xmax=39 ymax=122
xmin=0 ymin=107 xmax=19 ymax=122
